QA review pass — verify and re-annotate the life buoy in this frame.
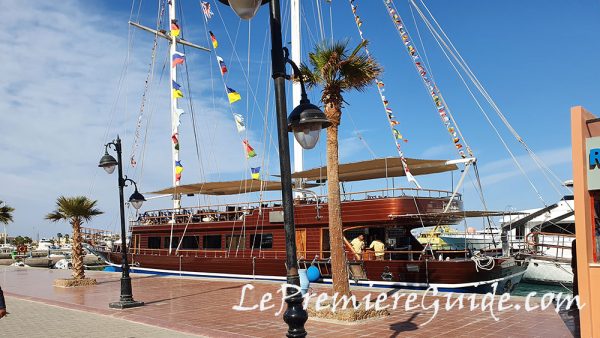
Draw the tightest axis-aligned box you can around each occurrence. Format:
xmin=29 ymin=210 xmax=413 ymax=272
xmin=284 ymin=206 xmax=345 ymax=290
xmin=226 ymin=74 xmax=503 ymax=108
xmin=17 ymin=245 xmax=27 ymax=254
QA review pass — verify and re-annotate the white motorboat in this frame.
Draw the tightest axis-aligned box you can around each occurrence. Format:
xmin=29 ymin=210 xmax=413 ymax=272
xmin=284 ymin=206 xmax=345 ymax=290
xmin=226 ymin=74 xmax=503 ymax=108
xmin=439 ymin=227 xmax=501 ymax=251
xmin=502 ymin=197 xmax=575 ymax=285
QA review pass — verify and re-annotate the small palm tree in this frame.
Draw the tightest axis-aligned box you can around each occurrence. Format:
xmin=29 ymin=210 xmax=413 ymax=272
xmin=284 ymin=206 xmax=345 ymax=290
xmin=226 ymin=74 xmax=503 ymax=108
xmin=0 ymin=201 xmax=15 ymax=245
xmin=46 ymin=196 xmax=103 ymax=280
xmin=301 ymin=40 xmax=382 ymax=297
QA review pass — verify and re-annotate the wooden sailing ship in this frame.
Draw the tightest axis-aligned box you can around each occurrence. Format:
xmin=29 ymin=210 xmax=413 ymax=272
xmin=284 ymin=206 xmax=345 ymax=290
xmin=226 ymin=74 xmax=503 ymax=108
xmin=105 ymin=157 xmax=527 ymax=293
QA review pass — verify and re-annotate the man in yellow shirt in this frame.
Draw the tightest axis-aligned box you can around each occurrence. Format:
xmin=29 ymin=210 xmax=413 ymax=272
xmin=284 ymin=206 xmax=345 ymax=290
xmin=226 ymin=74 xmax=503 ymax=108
xmin=350 ymin=234 xmax=365 ymax=259
xmin=369 ymin=236 xmax=386 ymax=260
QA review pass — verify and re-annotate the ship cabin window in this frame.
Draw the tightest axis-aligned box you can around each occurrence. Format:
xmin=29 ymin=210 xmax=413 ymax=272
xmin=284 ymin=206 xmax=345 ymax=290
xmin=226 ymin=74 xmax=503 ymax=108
xmin=203 ymin=235 xmax=222 ymax=249
xmin=181 ymin=236 xmax=200 ymax=249
xmin=164 ymin=237 xmax=179 ymax=249
xmin=147 ymin=237 xmax=161 ymax=249
xmin=226 ymin=235 xmax=246 ymax=249
xmin=251 ymin=234 xmax=273 ymax=249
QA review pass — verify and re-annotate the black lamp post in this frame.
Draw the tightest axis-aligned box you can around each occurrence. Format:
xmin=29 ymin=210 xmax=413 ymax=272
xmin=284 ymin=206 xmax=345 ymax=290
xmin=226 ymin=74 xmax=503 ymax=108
xmin=99 ymin=136 xmax=145 ymax=309
xmin=217 ymin=1 xmax=329 ymax=336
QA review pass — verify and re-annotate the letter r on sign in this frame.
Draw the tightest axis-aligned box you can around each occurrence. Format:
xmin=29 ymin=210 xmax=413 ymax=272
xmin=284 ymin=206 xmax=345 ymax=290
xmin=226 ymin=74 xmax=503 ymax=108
xmin=590 ymin=148 xmax=600 ymax=169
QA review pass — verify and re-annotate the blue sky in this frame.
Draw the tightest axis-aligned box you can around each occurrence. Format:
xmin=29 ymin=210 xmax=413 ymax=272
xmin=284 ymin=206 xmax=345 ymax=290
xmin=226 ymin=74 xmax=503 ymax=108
xmin=1 ymin=0 xmax=599 ymax=239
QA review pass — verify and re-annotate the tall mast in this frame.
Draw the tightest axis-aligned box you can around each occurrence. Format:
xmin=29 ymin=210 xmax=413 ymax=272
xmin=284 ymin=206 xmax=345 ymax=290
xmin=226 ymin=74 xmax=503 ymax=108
xmin=169 ymin=0 xmax=181 ymax=209
xmin=291 ymin=0 xmax=302 ymax=174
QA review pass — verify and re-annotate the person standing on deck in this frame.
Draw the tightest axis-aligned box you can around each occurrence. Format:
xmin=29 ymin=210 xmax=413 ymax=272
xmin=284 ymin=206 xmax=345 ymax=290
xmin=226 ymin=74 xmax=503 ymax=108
xmin=350 ymin=234 xmax=365 ymax=259
xmin=368 ymin=236 xmax=386 ymax=260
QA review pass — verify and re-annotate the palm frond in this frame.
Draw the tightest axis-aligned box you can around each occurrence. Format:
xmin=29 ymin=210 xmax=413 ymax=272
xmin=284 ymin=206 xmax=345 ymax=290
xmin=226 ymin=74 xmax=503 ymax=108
xmin=46 ymin=195 xmax=103 ymax=224
xmin=0 ymin=201 xmax=15 ymax=224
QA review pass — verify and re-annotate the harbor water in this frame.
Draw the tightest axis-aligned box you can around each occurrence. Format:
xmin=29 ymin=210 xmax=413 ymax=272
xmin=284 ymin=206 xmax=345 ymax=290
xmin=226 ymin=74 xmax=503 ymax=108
xmin=512 ymin=281 xmax=573 ymax=297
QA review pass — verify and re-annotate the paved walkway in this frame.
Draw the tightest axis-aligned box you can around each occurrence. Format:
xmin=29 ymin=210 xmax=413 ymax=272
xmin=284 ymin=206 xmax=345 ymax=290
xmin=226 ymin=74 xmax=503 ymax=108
xmin=0 ymin=267 xmax=577 ymax=337
xmin=1 ymin=297 xmax=200 ymax=337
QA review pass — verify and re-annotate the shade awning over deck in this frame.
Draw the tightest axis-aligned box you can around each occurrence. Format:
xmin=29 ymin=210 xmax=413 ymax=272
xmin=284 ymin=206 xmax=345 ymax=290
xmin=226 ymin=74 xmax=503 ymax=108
xmin=148 ymin=179 xmax=318 ymax=196
xmin=290 ymin=157 xmax=459 ymax=182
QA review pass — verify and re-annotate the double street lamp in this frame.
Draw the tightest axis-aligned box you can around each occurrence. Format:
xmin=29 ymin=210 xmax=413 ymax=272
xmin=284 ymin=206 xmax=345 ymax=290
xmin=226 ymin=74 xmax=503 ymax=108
xmin=218 ymin=1 xmax=330 ymax=337
xmin=99 ymin=136 xmax=145 ymax=309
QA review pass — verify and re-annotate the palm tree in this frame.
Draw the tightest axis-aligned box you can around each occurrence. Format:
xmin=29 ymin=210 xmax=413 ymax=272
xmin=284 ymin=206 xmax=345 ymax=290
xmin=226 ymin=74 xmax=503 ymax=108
xmin=46 ymin=196 xmax=103 ymax=280
xmin=0 ymin=201 xmax=15 ymax=245
xmin=57 ymin=232 xmax=63 ymax=246
xmin=300 ymin=40 xmax=382 ymax=297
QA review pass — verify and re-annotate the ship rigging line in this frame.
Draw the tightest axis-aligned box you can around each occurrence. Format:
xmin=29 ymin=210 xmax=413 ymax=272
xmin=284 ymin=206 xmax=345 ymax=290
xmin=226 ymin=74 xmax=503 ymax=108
xmin=411 ymin=0 xmax=570 ymax=201
xmin=409 ymin=1 xmax=548 ymax=207
xmin=129 ymin=0 xmax=166 ymax=172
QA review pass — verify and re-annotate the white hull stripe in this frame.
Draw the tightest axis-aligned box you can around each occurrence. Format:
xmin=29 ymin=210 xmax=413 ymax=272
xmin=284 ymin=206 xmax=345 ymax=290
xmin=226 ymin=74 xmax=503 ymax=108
xmin=108 ymin=263 xmax=525 ymax=289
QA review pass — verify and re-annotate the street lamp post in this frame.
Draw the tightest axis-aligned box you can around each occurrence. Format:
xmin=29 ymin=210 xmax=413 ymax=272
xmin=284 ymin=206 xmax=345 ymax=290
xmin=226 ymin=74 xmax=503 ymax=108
xmin=99 ymin=136 xmax=145 ymax=309
xmin=217 ymin=1 xmax=330 ymax=336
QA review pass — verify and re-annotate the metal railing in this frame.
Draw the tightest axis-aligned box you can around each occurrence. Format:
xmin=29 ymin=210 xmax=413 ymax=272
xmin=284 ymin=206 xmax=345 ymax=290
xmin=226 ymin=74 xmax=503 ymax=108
xmin=525 ymin=231 xmax=575 ymax=260
xmin=131 ymin=187 xmax=459 ymax=227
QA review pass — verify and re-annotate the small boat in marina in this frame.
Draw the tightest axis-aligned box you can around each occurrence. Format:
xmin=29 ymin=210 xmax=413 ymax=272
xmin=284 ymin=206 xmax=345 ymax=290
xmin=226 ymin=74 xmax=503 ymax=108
xmin=411 ymin=225 xmax=461 ymax=250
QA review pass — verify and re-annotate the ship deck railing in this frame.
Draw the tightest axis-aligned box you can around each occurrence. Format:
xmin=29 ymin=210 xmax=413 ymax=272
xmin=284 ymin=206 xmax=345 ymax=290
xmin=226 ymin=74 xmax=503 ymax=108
xmin=125 ymin=247 xmax=470 ymax=262
xmin=131 ymin=187 xmax=460 ymax=227
xmin=525 ymin=231 xmax=574 ymax=260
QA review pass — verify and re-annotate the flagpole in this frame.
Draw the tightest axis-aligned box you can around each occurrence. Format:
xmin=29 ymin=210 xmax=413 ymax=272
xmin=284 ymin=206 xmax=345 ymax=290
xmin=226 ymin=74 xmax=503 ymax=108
xmin=169 ymin=0 xmax=181 ymax=210
xmin=291 ymin=0 xmax=303 ymax=178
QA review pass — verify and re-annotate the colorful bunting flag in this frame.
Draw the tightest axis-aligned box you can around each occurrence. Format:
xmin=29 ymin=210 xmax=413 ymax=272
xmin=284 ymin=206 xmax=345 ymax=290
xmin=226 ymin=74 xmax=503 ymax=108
xmin=227 ymin=87 xmax=241 ymax=103
xmin=209 ymin=31 xmax=218 ymax=49
xmin=217 ymin=56 xmax=228 ymax=75
xmin=251 ymin=167 xmax=261 ymax=180
xmin=172 ymin=133 xmax=180 ymax=150
xmin=175 ymin=161 xmax=184 ymax=182
xmin=172 ymin=80 xmax=183 ymax=98
xmin=172 ymin=52 xmax=185 ymax=67
xmin=233 ymin=113 xmax=246 ymax=132
xmin=201 ymin=1 xmax=214 ymax=20
xmin=170 ymin=20 xmax=180 ymax=37
xmin=242 ymin=139 xmax=256 ymax=158
xmin=173 ymin=89 xmax=184 ymax=98
xmin=383 ymin=0 xmax=471 ymax=159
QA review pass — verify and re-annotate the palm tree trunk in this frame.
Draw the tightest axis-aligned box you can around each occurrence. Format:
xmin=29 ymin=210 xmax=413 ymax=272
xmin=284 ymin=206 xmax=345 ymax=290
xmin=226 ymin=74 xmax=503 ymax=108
xmin=71 ymin=220 xmax=85 ymax=280
xmin=326 ymin=123 xmax=351 ymax=297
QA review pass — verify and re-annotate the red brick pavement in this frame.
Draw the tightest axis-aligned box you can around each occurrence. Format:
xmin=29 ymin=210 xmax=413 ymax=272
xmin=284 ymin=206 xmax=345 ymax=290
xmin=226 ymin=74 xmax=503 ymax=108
xmin=0 ymin=267 xmax=575 ymax=337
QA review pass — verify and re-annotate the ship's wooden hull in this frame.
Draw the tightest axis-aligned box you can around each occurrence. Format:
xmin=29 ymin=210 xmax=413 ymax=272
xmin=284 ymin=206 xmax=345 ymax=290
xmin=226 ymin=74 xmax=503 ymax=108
xmin=106 ymin=252 xmax=527 ymax=294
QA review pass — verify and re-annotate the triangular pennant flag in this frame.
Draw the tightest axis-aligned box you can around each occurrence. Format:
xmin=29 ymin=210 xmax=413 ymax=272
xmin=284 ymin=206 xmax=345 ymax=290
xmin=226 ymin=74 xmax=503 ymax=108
xmin=209 ymin=31 xmax=218 ymax=49
xmin=406 ymin=171 xmax=422 ymax=189
xmin=233 ymin=113 xmax=246 ymax=132
xmin=170 ymin=19 xmax=180 ymax=37
xmin=216 ymin=56 xmax=228 ymax=75
xmin=242 ymin=139 xmax=256 ymax=158
xmin=393 ymin=129 xmax=403 ymax=140
xmin=172 ymin=52 xmax=185 ymax=67
xmin=251 ymin=167 xmax=261 ymax=180
xmin=201 ymin=1 xmax=214 ymax=20
xmin=227 ymin=87 xmax=241 ymax=103
xmin=173 ymin=89 xmax=184 ymax=98
xmin=172 ymin=80 xmax=181 ymax=90
xmin=171 ymin=133 xmax=180 ymax=150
